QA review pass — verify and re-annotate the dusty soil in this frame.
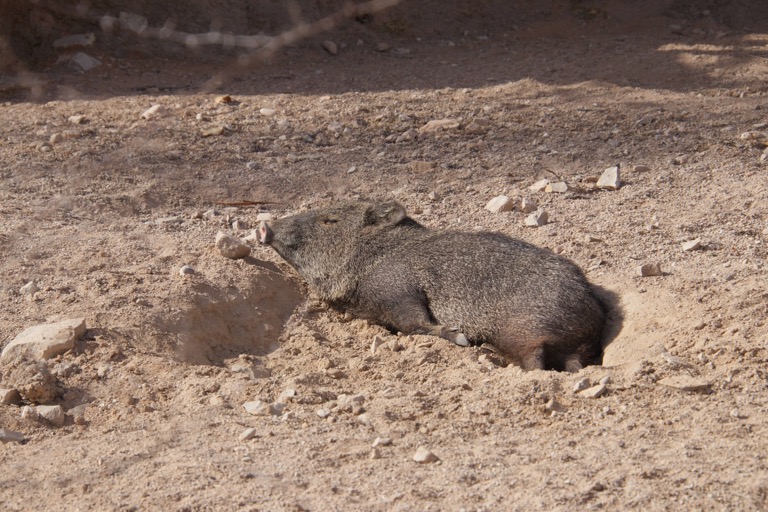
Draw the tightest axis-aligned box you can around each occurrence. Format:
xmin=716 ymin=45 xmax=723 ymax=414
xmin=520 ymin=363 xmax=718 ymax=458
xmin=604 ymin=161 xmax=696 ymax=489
xmin=2 ymin=1 xmax=768 ymax=510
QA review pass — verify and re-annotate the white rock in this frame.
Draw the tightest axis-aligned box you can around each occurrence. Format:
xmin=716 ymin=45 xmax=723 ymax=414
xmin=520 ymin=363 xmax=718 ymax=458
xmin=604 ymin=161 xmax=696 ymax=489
xmin=239 ymin=428 xmax=257 ymax=441
xmin=544 ymin=398 xmax=564 ymax=413
xmin=1 ymin=318 xmax=86 ymax=362
xmin=637 ymin=263 xmax=663 ymax=277
xmin=545 ymin=181 xmax=570 ymax=193
xmin=573 ymin=378 xmax=591 ymax=393
xmin=484 ymin=195 xmax=515 ymax=213
xmin=413 ymin=446 xmax=439 ymax=463
xmin=0 ymin=429 xmax=25 ymax=444
xmin=370 ymin=448 xmax=382 ymax=459
xmin=256 ymin=212 xmax=273 ymax=222
xmin=53 ymin=33 xmax=96 ymax=49
xmin=316 ymin=408 xmax=331 ymax=418
xmin=243 ymin=400 xmax=270 ymax=416
xmin=322 ymin=40 xmax=338 ymax=55
xmin=519 ymin=197 xmax=537 ymax=213
xmin=578 ymin=383 xmax=607 ymax=399
xmin=0 ymin=388 xmax=21 ymax=405
xmin=418 ymin=119 xmax=460 ymax=136
xmin=529 ymin=179 xmax=550 ymax=192
xmin=372 ymin=437 xmax=392 ymax=447
xmin=371 ymin=335 xmax=386 ymax=355
xmin=179 ymin=265 xmax=195 ymax=276
xmin=215 ymin=231 xmax=251 ymax=259
xmin=37 ymin=405 xmax=65 ymax=426
xmin=682 ymin=239 xmax=702 ymax=252
xmin=19 ymin=281 xmax=39 ymax=296
xmin=259 ymin=108 xmax=276 ymax=117
xmin=278 ymin=389 xmax=297 ymax=402
xmin=70 ymin=52 xmax=101 ymax=71
xmin=50 ymin=133 xmax=64 ymax=144
xmin=597 ymin=166 xmax=621 ymax=190
xmin=141 ymin=104 xmax=167 ymax=120
xmin=68 ymin=115 xmax=86 ymax=125
xmin=524 ymin=209 xmax=549 ymax=227
xmin=657 ymin=376 xmax=711 ymax=392
xmin=21 ymin=406 xmax=39 ymax=421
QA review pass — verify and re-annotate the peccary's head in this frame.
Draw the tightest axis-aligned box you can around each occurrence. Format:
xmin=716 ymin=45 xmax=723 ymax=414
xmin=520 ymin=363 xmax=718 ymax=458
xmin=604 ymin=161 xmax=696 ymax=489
xmin=259 ymin=200 xmax=409 ymax=300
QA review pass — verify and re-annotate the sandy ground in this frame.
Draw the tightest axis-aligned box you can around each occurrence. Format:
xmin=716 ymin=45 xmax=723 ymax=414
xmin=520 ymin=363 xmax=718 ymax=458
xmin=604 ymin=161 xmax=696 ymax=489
xmin=1 ymin=2 xmax=768 ymax=510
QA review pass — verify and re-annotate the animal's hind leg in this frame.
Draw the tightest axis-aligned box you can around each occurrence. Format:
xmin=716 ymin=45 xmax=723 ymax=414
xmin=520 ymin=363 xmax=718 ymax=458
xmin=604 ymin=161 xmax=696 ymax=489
xmin=373 ymin=297 xmax=469 ymax=347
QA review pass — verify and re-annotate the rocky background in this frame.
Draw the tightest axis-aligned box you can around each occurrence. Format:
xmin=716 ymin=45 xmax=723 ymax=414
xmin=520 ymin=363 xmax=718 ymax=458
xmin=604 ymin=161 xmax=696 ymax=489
xmin=1 ymin=1 xmax=767 ymax=510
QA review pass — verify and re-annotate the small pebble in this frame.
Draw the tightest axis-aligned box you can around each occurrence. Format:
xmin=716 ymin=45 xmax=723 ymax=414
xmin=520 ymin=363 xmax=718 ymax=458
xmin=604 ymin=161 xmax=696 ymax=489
xmin=243 ymin=400 xmax=270 ymax=416
xmin=316 ymin=408 xmax=331 ymax=418
xmin=519 ymin=197 xmax=537 ymax=213
xmin=545 ymin=182 xmax=570 ymax=193
xmin=578 ymin=383 xmax=607 ymax=399
xmin=259 ymin=108 xmax=276 ymax=117
xmin=19 ymin=281 xmax=39 ymax=296
xmin=179 ymin=265 xmax=195 ymax=276
xmin=371 ymin=335 xmax=385 ymax=355
xmin=485 ymin=195 xmax=515 ymax=213
xmin=37 ymin=405 xmax=65 ymax=426
xmin=637 ymin=263 xmax=663 ymax=277
xmin=370 ymin=448 xmax=382 ymax=459
xmin=201 ymin=126 xmax=224 ymax=137
xmin=239 ymin=428 xmax=257 ymax=441
xmin=0 ymin=388 xmax=21 ymax=405
xmin=215 ymin=231 xmax=251 ymax=259
xmin=0 ymin=429 xmax=25 ymax=444
xmin=141 ymin=104 xmax=166 ymax=120
xmin=68 ymin=115 xmax=86 ymax=125
xmin=372 ymin=437 xmax=392 ymax=447
xmin=657 ymin=376 xmax=711 ymax=392
xmin=596 ymin=166 xmax=621 ymax=190
xmin=524 ymin=209 xmax=549 ymax=227
xmin=573 ymin=378 xmax=591 ymax=393
xmin=682 ymin=239 xmax=702 ymax=252
xmin=322 ymin=40 xmax=338 ymax=55
xmin=413 ymin=446 xmax=439 ymax=463
xmin=529 ymin=179 xmax=549 ymax=192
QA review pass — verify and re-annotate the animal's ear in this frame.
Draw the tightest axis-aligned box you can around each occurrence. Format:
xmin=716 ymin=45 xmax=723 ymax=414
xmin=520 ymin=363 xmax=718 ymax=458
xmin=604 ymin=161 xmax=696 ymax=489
xmin=364 ymin=201 xmax=407 ymax=227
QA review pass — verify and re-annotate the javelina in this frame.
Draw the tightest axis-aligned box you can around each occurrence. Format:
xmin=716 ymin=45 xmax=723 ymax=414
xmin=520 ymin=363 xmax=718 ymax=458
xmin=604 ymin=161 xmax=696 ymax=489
xmin=259 ymin=200 xmax=606 ymax=371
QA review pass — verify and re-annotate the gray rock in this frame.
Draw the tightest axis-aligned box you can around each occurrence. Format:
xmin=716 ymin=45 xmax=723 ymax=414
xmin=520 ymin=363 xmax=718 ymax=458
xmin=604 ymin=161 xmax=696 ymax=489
xmin=316 ymin=408 xmax=331 ymax=418
xmin=215 ymin=231 xmax=251 ymax=259
xmin=141 ymin=104 xmax=167 ymax=120
xmin=519 ymin=197 xmax=538 ymax=213
xmin=573 ymin=378 xmax=591 ymax=393
xmin=322 ymin=40 xmax=338 ymax=55
xmin=68 ymin=115 xmax=86 ymax=125
xmin=0 ymin=388 xmax=21 ymax=405
xmin=371 ymin=335 xmax=386 ymax=355
xmin=682 ymin=239 xmax=702 ymax=252
xmin=243 ymin=400 xmax=270 ymax=416
xmin=53 ymin=33 xmax=96 ymax=49
xmin=524 ymin=209 xmax=549 ymax=227
xmin=545 ymin=182 xmax=570 ymax=193
xmin=70 ymin=52 xmax=101 ymax=71
xmin=413 ymin=446 xmax=439 ymax=463
xmin=597 ymin=166 xmax=621 ymax=190
xmin=485 ymin=195 xmax=515 ymax=213
xmin=1 ymin=318 xmax=86 ymax=362
xmin=37 ymin=405 xmax=65 ymax=426
xmin=529 ymin=179 xmax=550 ymax=192
xmin=578 ymin=383 xmax=607 ymax=398
xmin=657 ymin=376 xmax=711 ymax=392
xmin=21 ymin=405 xmax=39 ymax=421
xmin=239 ymin=428 xmax=257 ymax=441
xmin=0 ymin=429 xmax=25 ymax=444
xmin=19 ymin=281 xmax=39 ymax=297
xmin=179 ymin=265 xmax=195 ymax=276
xmin=637 ymin=263 xmax=663 ymax=277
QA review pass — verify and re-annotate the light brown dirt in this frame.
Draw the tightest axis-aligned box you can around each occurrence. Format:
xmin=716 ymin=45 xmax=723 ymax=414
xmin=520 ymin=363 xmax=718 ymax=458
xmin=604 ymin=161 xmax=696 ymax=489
xmin=1 ymin=2 xmax=768 ymax=511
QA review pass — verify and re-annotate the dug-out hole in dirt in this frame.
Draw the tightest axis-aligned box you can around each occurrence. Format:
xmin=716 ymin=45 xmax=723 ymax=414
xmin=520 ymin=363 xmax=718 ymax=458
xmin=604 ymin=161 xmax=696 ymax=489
xmin=153 ymin=262 xmax=303 ymax=366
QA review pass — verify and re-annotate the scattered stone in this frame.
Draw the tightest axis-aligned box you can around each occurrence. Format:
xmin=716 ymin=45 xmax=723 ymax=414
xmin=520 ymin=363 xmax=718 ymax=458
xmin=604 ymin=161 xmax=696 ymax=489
xmin=141 ymin=104 xmax=167 ymax=120
xmin=215 ymin=95 xmax=233 ymax=104
xmin=465 ymin=119 xmax=490 ymax=135
xmin=682 ymin=239 xmax=702 ymax=252
xmin=374 ymin=42 xmax=391 ymax=52
xmin=633 ymin=165 xmax=651 ymax=173
xmin=1 ymin=318 xmax=86 ymax=362
xmin=524 ymin=209 xmax=549 ymax=227
xmin=410 ymin=161 xmax=435 ymax=173
xmin=68 ymin=115 xmax=86 ymax=125
xmin=657 ymin=376 xmax=711 ymax=392
xmin=21 ymin=405 xmax=39 ymax=421
xmin=596 ymin=166 xmax=621 ymax=190
xmin=544 ymin=398 xmax=564 ymax=413
xmin=232 ymin=220 xmax=248 ymax=231
xmin=37 ymin=405 xmax=65 ymax=426
xmin=70 ymin=52 xmax=101 ymax=71
xmin=256 ymin=213 xmax=273 ymax=222
xmin=578 ymin=383 xmax=607 ymax=399
xmin=278 ymin=389 xmax=297 ymax=402
xmin=19 ymin=281 xmax=39 ymax=297
xmin=270 ymin=403 xmax=287 ymax=416
xmin=413 ymin=446 xmax=439 ymax=464
xmin=49 ymin=133 xmax=64 ymax=144
xmin=0 ymin=388 xmax=21 ymax=405
xmin=519 ymin=197 xmax=537 ymax=213
xmin=53 ymin=33 xmax=96 ymax=49
xmin=179 ymin=265 xmax=195 ymax=276
xmin=119 ymin=11 xmax=148 ymax=34
xmin=239 ymin=428 xmax=257 ymax=441
xmin=316 ymin=408 xmax=331 ymax=418
xmin=529 ymin=179 xmax=550 ymax=192
xmin=155 ymin=216 xmax=182 ymax=225
xmin=637 ymin=263 xmax=663 ymax=277
xmin=396 ymin=129 xmax=417 ymax=143
xmin=545 ymin=181 xmax=570 ymax=193
xmin=573 ymin=378 xmax=591 ymax=393
xmin=729 ymin=408 xmax=741 ymax=419
xmin=372 ymin=437 xmax=392 ymax=447
xmin=418 ymin=118 xmax=460 ymax=136
xmin=201 ymin=126 xmax=225 ymax=137
xmin=67 ymin=405 xmax=87 ymax=425
xmin=347 ymin=166 xmax=357 ymax=174
xmin=371 ymin=335 xmax=386 ymax=355
xmin=322 ymin=40 xmax=338 ymax=55
xmin=259 ymin=108 xmax=276 ymax=117
xmin=215 ymin=231 xmax=251 ymax=259
xmin=599 ymin=376 xmax=611 ymax=386
xmin=243 ymin=400 xmax=270 ymax=416
xmin=326 ymin=369 xmax=345 ymax=379
xmin=387 ymin=339 xmax=403 ymax=352
xmin=584 ymin=235 xmax=602 ymax=243
xmin=484 ymin=195 xmax=515 ymax=213
xmin=672 ymin=155 xmax=688 ymax=165
xmin=0 ymin=429 xmax=25 ymax=444
xmin=370 ymin=448 xmax=382 ymax=459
